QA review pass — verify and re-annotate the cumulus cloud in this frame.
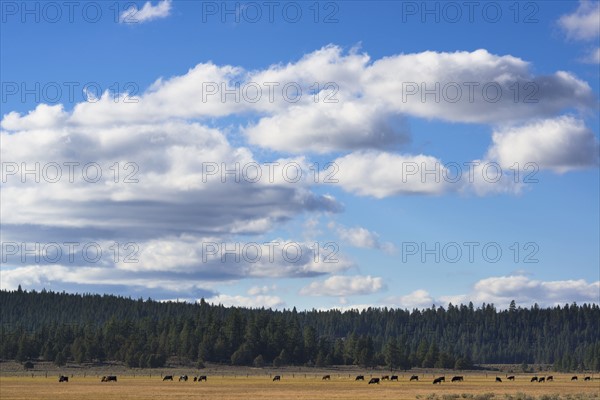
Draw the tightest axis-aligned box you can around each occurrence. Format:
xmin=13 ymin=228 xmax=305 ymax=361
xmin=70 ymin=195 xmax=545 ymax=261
xmin=486 ymin=116 xmax=600 ymax=173
xmin=206 ymin=294 xmax=285 ymax=309
xmin=120 ymin=0 xmax=172 ymax=23
xmin=363 ymin=50 xmax=593 ymax=124
xmin=334 ymin=151 xmax=452 ymax=197
xmin=332 ymin=116 xmax=598 ymax=198
xmin=247 ymin=285 xmax=276 ymax=295
xmin=0 ymin=102 xmax=343 ymax=298
xmin=0 ymin=264 xmax=217 ymax=300
xmin=444 ymin=275 xmax=600 ymax=308
xmin=300 ymin=275 xmax=385 ymax=296
xmin=244 ymin=102 xmax=408 ymax=154
xmin=0 ymin=119 xmax=341 ymax=238
xmin=1 ymin=104 xmax=68 ymax=130
xmin=558 ymin=0 xmax=600 ymax=41
xmin=246 ymin=48 xmax=595 ymax=152
xmin=0 ymin=234 xmax=354 ymax=302
xmin=384 ymin=289 xmax=435 ymax=309
xmin=128 ymin=237 xmax=353 ymax=277
xmin=335 ymin=224 xmax=396 ymax=253
xmin=13 ymin=46 xmax=593 ymax=154
xmin=333 ymin=151 xmax=522 ymax=198
xmin=2 ymin=45 xmax=597 ymax=300
xmin=383 ymin=275 xmax=599 ymax=310
xmin=582 ymin=47 xmax=600 ymax=64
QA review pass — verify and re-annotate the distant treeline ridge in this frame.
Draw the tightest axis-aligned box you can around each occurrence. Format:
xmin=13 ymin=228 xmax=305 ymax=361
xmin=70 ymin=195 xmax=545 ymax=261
xmin=1 ymin=288 xmax=598 ymax=371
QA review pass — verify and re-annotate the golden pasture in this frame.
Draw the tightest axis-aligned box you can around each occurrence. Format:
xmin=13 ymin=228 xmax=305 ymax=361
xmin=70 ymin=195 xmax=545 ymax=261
xmin=0 ymin=373 xmax=598 ymax=400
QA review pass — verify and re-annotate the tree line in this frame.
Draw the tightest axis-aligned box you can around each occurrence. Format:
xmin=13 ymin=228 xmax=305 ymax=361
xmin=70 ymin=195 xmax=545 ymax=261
xmin=1 ymin=287 xmax=598 ymax=371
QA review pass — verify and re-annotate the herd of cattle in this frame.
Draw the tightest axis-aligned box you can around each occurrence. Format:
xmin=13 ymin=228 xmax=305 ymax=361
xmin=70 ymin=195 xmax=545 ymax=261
xmin=57 ymin=374 xmax=595 ymax=384
xmin=162 ymin=375 xmax=207 ymax=382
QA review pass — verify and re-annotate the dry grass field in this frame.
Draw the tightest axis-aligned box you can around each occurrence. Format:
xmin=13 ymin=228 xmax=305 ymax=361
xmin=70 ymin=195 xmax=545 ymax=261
xmin=0 ymin=373 xmax=598 ymax=400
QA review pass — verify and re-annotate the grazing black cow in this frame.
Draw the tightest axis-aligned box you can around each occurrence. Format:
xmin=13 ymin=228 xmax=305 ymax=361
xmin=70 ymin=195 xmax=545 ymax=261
xmin=273 ymin=375 xmax=281 ymax=381
xmin=102 ymin=376 xmax=117 ymax=382
xmin=58 ymin=375 xmax=68 ymax=382
xmin=433 ymin=377 xmax=445 ymax=384
xmin=368 ymin=378 xmax=380 ymax=384
xmin=355 ymin=375 xmax=365 ymax=381
xmin=531 ymin=377 xmax=538 ymax=382
xmin=193 ymin=377 xmax=197 ymax=382
xmin=451 ymin=376 xmax=464 ymax=382
xmin=391 ymin=375 xmax=399 ymax=381
xmin=584 ymin=377 xmax=591 ymax=381
xmin=507 ymin=376 xmax=515 ymax=381
xmin=381 ymin=375 xmax=389 ymax=381
xmin=546 ymin=376 xmax=553 ymax=381
xmin=198 ymin=375 xmax=207 ymax=382
xmin=496 ymin=377 xmax=502 ymax=383
xmin=322 ymin=375 xmax=330 ymax=380
xmin=163 ymin=375 xmax=173 ymax=381
xmin=179 ymin=375 xmax=188 ymax=382
xmin=539 ymin=377 xmax=545 ymax=383
xmin=410 ymin=375 xmax=419 ymax=381
xmin=571 ymin=376 xmax=578 ymax=381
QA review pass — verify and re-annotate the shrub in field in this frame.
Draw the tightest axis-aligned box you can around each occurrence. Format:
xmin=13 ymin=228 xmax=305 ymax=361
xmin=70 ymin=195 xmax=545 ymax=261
xmin=443 ymin=395 xmax=460 ymax=400
xmin=540 ymin=395 xmax=560 ymax=400
xmin=474 ymin=393 xmax=495 ymax=400
xmin=506 ymin=393 xmax=533 ymax=400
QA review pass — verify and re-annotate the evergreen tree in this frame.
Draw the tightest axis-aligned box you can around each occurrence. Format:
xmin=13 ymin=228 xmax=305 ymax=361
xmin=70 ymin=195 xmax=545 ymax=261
xmin=384 ymin=340 xmax=400 ymax=370
xmin=253 ymin=354 xmax=265 ymax=368
xmin=54 ymin=351 xmax=66 ymax=367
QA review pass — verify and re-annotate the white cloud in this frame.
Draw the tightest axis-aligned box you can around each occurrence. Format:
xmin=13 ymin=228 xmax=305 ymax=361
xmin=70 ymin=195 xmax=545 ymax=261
xmin=338 ymin=226 xmax=377 ymax=248
xmin=0 ymin=264 xmax=216 ymax=300
xmin=244 ymin=102 xmax=407 ymax=154
xmin=364 ymin=50 xmax=579 ymax=123
xmin=13 ymin=46 xmax=592 ymax=155
xmin=486 ymin=116 xmax=600 ymax=173
xmin=0 ymin=235 xmax=354 ymax=294
xmin=300 ymin=275 xmax=385 ymax=296
xmin=334 ymin=151 xmax=452 ymax=198
xmin=2 ymin=45 xmax=597 ymax=299
xmin=465 ymin=159 xmax=526 ymax=196
xmin=121 ymin=0 xmax=172 ymax=23
xmin=115 ymin=236 xmax=354 ymax=278
xmin=1 ymin=104 xmax=68 ymax=130
xmin=582 ymin=47 xmax=600 ymax=64
xmin=333 ymin=151 xmax=522 ymax=198
xmin=0 ymin=104 xmax=345 ymax=298
xmin=385 ymin=289 xmax=435 ymax=309
xmin=206 ymin=294 xmax=285 ymax=309
xmin=331 ymin=116 xmax=595 ymax=199
xmin=246 ymin=48 xmax=594 ymax=153
xmin=382 ymin=275 xmax=599 ymax=310
xmin=248 ymin=285 xmax=276 ymax=295
xmin=558 ymin=0 xmax=600 ymax=41
xmin=335 ymin=224 xmax=396 ymax=253
xmin=463 ymin=275 xmax=600 ymax=307
xmin=0 ymin=119 xmax=341 ymax=237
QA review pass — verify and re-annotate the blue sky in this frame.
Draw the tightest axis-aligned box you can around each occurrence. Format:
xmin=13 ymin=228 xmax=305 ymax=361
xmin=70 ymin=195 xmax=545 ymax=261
xmin=1 ymin=0 xmax=599 ymax=310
